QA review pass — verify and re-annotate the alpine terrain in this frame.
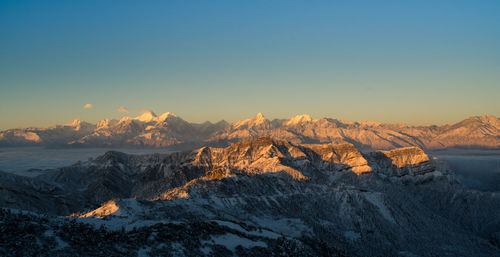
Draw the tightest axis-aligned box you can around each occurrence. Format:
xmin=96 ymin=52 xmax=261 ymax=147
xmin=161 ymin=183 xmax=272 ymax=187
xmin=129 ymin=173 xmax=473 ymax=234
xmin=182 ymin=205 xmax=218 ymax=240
xmin=1 ymin=112 xmax=499 ymax=150
xmin=1 ymin=138 xmax=499 ymax=256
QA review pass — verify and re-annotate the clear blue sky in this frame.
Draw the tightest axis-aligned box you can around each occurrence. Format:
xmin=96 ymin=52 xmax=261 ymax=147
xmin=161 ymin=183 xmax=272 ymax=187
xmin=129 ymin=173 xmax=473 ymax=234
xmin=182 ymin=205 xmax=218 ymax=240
xmin=1 ymin=0 xmax=499 ymax=130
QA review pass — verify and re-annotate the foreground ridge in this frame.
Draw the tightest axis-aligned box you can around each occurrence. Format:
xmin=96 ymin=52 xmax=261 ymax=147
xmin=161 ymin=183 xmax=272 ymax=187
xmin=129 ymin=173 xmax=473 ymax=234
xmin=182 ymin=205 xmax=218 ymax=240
xmin=0 ymin=138 xmax=499 ymax=256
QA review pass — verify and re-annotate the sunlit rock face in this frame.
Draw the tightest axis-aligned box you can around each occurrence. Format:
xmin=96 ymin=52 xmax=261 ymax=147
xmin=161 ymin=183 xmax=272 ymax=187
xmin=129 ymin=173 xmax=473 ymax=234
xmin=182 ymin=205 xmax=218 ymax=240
xmin=306 ymin=143 xmax=372 ymax=175
xmin=78 ymin=198 xmax=142 ymax=219
xmin=0 ymin=138 xmax=443 ymax=215
xmin=368 ymin=147 xmax=435 ymax=177
xmin=1 ymin=137 xmax=500 ymax=256
xmin=190 ymin=138 xmax=376 ymax=180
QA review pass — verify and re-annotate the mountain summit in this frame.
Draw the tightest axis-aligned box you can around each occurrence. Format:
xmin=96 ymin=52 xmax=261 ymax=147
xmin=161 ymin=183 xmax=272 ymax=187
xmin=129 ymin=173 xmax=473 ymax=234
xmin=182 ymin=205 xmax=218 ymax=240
xmin=134 ymin=111 xmax=179 ymax=123
xmin=233 ymin=112 xmax=271 ymax=130
xmin=134 ymin=110 xmax=158 ymax=122
xmin=284 ymin=114 xmax=313 ymax=126
xmin=1 ymin=113 xmax=499 ymax=150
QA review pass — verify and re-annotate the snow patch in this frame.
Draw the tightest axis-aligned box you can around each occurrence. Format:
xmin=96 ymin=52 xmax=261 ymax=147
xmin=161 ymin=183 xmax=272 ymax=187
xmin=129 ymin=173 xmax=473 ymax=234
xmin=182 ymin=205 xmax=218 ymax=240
xmin=363 ymin=192 xmax=396 ymax=224
xmin=210 ymin=233 xmax=266 ymax=251
xmin=344 ymin=230 xmax=361 ymax=241
xmin=213 ymin=220 xmax=281 ymax=239
xmin=251 ymin=217 xmax=311 ymax=237
xmin=137 ymin=247 xmax=152 ymax=257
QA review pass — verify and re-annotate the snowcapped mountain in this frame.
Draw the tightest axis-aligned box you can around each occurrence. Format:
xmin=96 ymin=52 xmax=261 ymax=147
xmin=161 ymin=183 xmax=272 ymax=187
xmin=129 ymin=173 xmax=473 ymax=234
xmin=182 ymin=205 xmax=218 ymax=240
xmin=1 ymin=112 xmax=499 ymax=150
xmin=0 ymin=137 xmax=499 ymax=256
xmin=283 ymin=114 xmax=313 ymax=126
xmin=69 ymin=111 xmax=209 ymax=147
xmin=0 ymin=111 xmax=227 ymax=148
xmin=0 ymin=119 xmax=96 ymax=146
xmin=209 ymin=113 xmax=500 ymax=150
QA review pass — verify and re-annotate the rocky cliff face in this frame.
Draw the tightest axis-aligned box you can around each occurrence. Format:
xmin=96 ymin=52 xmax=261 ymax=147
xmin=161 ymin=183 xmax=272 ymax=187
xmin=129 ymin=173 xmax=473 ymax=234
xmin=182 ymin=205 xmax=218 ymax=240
xmin=1 ymin=138 xmax=440 ymax=214
xmin=1 ymin=138 xmax=499 ymax=255
xmin=367 ymin=147 xmax=435 ymax=177
xmin=306 ymin=143 xmax=373 ymax=175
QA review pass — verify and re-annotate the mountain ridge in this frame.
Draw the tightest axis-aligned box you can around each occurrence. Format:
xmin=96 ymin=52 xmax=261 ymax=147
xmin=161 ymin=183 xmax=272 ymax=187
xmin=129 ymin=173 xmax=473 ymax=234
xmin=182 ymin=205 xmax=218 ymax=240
xmin=1 ymin=112 xmax=499 ymax=150
xmin=0 ymin=137 xmax=499 ymax=255
xmin=0 ymin=137 xmax=449 ymax=215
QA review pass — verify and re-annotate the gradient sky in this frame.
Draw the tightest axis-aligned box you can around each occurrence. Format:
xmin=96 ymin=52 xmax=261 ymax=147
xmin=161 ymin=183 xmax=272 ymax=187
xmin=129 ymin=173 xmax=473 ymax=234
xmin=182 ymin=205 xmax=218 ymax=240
xmin=1 ymin=0 xmax=499 ymax=130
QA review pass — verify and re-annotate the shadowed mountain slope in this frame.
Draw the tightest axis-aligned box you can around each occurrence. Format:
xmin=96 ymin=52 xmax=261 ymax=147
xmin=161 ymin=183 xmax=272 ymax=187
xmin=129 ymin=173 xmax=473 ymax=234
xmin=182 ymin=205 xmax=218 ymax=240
xmin=0 ymin=138 xmax=499 ymax=255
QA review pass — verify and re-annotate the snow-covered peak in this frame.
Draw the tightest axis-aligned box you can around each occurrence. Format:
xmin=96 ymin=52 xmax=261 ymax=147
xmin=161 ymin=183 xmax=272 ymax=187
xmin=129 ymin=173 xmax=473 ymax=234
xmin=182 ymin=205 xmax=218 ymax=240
xmin=65 ymin=119 xmax=93 ymax=131
xmin=358 ymin=121 xmax=382 ymax=127
xmin=134 ymin=110 xmax=157 ymax=122
xmin=96 ymin=119 xmax=118 ymax=129
xmin=132 ymin=111 xmax=180 ymax=123
xmin=67 ymin=119 xmax=83 ymax=127
xmin=233 ymin=113 xmax=271 ymax=129
xmin=477 ymin=115 xmax=500 ymax=127
xmin=253 ymin=113 xmax=268 ymax=125
xmin=118 ymin=116 xmax=133 ymax=123
xmin=284 ymin=114 xmax=312 ymax=126
xmin=157 ymin=112 xmax=178 ymax=122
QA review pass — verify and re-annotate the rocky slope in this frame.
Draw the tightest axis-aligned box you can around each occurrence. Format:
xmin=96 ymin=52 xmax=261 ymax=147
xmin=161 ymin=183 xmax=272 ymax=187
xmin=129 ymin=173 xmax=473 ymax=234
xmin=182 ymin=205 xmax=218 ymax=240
xmin=1 ymin=112 xmax=499 ymax=150
xmin=0 ymin=138 xmax=499 ymax=256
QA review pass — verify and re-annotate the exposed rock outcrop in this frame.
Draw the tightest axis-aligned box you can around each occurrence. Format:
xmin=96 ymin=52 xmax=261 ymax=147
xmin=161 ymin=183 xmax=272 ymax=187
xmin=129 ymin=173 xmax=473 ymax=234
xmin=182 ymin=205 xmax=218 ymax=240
xmin=2 ymin=138 xmax=442 ymax=215
xmin=1 ymin=138 xmax=499 ymax=256
xmin=368 ymin=147 xmax=435 ymax=176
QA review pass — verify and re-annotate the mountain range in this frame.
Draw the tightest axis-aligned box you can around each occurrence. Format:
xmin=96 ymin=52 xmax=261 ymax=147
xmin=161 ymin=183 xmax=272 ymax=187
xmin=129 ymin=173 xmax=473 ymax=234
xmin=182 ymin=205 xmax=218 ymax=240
xmin=0 ymin=138 xmax=499 ymax=256
xmin=1 ymin=111 xmax=499 ymax=150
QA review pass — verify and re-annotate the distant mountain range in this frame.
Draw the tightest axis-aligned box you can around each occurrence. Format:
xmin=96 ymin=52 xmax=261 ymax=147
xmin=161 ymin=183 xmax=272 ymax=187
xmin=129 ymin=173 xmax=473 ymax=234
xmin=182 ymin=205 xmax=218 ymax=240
xmin=1 ymin=111 xmax=499 ymax=150
xmin=1 ymin=138 xmax=499 ymax=255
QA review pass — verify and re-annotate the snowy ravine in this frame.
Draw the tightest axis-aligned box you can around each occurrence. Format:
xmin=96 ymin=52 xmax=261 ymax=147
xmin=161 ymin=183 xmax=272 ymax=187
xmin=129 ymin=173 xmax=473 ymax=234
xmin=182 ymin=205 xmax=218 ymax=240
xmin=0 ymin=138 xmax=499 ymax=256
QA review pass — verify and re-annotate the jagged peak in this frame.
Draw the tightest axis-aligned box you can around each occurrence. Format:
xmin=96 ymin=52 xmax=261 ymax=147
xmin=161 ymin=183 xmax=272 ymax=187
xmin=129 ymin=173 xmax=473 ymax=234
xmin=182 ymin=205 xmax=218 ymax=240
xmin=157 ymin=112 xmax=178 ymax=121
xmin=318 ymin=118 xmax=349 ymax=128
xmin=215 ymin=120 xmax=229 ymax=126
xmin=96 ymin=118 xmax=118 ymax=128
xmin=251 ymin=112 xmax=267 ymax=122
xmin=65 ymin=119 xmax=93 ymax=131
xmin=233 ymin=113 xmax=270 ymax=129
xmin=118 ymin=116 xmax=132 ymax=122
xmin=250 ymin=112 xmax=268 ymax=124
xmin=131 ymin=111 xmax=183 ymax=123
xmin=477 ymin=115 xmax=500 ymax=125
xmin=67 ymin=119 xmax=83 ymax=126
xmin=134 ymin=110 xmax=157 ymax=122
xmin=453 ymin=114 xmax=500 ymax=128
xmin=284 ymin=114 xmax=312 ymax=126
